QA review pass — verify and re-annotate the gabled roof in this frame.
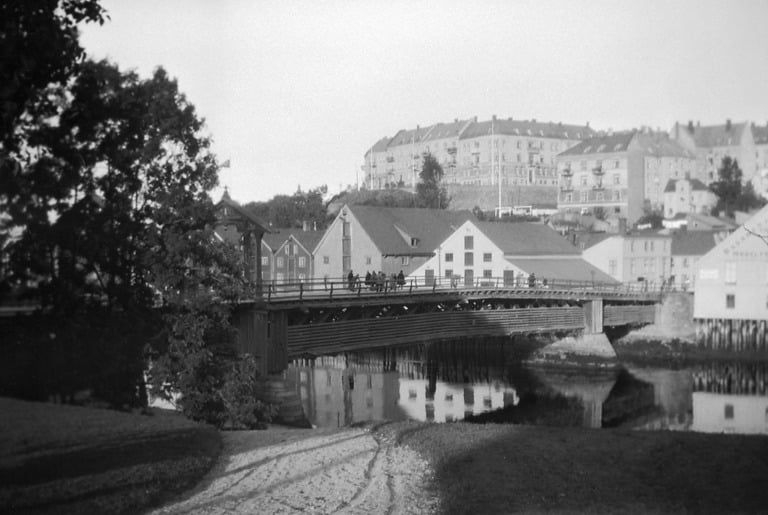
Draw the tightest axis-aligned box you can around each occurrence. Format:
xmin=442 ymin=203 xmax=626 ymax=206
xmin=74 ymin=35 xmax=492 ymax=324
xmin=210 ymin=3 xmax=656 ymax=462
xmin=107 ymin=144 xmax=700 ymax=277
xmin=573 ymin=231 xmax=614 ymax=250
xmin=347 ymin=205 xmax=474 ymax=256
xmin=684 ymin=122 xmax=748 ymax=148
xmin=671 ymin=230 xmax=719 ymax=256
xmin=215 ymin=191 xmax=270 ymax=233
xmin=639 ymin=133 xmax=696 ymax=158
xmin=460 ymin=118 xmax=594 ymax=141
xmin=474 ymin=221 xmax=580 ymax=256
xmin=262 ymin=228 xmax=326 ymax=254
xmin=558 ymin=131 xmax=637 ymax=157
xmin=686 ymin=213 xmax=738 ymax=231
xmin=663 ymin=178 xmax=709 ymax=193
xmin=507 ymin=258 xmax=618 ymax=284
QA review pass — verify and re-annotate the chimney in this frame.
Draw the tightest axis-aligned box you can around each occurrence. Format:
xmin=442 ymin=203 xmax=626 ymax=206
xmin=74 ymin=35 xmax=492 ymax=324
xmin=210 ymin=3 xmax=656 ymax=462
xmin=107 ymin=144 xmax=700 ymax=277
xmin=687 ymin=120 xmax=693 ymax=133
xmin=302 ymin=220 xmax=309 ymax=231
xmin=474 ymin=116 xmax=478 ymax=123
xmin=726 ymin=119 xmax=732 ymax=131
xmin=492 ymin=114 xmax=497 ymax=122
xmin=586 ymin=121 xmax=590 ymax=128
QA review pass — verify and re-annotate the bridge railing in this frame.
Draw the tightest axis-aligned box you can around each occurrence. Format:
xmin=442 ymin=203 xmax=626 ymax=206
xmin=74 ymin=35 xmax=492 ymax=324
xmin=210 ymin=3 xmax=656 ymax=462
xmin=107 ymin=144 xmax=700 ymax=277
xmin=261 ymin=274 xmax=663 ymax=301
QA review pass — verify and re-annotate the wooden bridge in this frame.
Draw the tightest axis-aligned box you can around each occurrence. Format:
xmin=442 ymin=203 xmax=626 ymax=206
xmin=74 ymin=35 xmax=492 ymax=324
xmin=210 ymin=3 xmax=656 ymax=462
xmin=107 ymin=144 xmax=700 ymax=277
xmin=234 ymin=276 xmax=661 ymax=374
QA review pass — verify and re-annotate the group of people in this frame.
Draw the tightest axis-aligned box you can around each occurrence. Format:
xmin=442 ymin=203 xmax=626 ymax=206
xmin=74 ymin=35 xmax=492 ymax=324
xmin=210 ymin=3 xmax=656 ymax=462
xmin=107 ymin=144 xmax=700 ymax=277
xmin=347 ymin=270 xmax=406 ymax=292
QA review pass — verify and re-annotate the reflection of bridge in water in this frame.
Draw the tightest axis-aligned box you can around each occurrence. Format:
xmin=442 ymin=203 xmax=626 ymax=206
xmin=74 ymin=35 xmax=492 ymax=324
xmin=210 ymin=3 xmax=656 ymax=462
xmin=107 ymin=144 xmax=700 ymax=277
xmin=236 ymin=281 xmax=660 ymax=374
xmin=286 ymin=340 xmax=666 ymax=429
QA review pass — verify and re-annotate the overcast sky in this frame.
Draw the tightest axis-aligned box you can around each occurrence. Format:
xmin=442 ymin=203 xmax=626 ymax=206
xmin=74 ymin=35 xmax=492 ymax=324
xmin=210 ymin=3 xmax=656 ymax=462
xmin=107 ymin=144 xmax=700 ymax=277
xmin=80 ymin=0 xmax=768 ymax=204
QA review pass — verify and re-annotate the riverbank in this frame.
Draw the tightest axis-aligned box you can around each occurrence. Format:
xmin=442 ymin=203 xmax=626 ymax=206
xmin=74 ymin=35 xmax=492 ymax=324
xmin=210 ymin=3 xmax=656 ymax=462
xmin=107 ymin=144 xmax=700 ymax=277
xmin=4 ymin=397 xmax=768 ymax=514
xmin=0 ymin=397 xmax=221 ymax=514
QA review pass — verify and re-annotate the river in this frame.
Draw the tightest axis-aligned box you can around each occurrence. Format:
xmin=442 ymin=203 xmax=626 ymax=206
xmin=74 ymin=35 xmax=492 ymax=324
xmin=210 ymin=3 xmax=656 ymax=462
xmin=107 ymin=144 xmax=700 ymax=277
xmin=286 ymin=338 xmax=768 ymax=435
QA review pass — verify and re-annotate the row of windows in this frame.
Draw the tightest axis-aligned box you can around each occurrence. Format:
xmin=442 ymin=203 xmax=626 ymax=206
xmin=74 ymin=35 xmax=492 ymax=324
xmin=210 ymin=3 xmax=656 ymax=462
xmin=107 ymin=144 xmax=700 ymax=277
xmin=262 ymin=255 xmax=307 ymax=268
xmin=561 ymin=190 xmax=622 ymax=202
xmin=444 ymin=269 xmax=494 ymax=279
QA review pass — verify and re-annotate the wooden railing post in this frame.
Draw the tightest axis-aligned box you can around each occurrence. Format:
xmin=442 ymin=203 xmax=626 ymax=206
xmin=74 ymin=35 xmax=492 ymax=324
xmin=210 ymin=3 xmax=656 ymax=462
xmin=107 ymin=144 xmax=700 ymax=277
xmin=299 ymin=282 xmax=304 ymax=301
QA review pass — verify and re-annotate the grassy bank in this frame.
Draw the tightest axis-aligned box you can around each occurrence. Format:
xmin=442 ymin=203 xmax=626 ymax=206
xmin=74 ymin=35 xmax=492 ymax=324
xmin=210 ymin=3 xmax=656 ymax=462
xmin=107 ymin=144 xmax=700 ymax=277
xmin=0 ymin=397 xmax=221 ymax=514
xmin=394 ymin=421 xmax=768 ymax=514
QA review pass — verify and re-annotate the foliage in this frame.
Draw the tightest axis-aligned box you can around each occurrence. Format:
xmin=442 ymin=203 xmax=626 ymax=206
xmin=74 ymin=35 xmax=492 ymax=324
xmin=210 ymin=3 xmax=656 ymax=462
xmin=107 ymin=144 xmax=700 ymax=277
xmin=636 ymin=209 xmax=664 ymax=229
xmin=0 ymin=0 xmax=107 ymax=151
xmin=244 ymin=185 xmax=328 ymax=229
xmin=709 ymin=156 xmax=766 ymax=217
xmin=0 ymin=58 xmax=245 ymax=408
xmin=415 ymin=153 xmax=450 ymax=209
xmin=472 ymin=206 xmax=487 ymax=221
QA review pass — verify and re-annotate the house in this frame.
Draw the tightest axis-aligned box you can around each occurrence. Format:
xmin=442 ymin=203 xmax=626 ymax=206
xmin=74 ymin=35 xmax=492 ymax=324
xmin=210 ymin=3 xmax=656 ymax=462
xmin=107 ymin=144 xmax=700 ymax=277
xmin=693 ymin=203 xmax=768 ymax=326
xmin=408 ymin=220 xmax=616 ymax=287
xmin=581 ymin=231 xmax=672 ymax=285
xmin=662 ymin=178 xmax=716 ymax=218
xmin=268 ymin=229 xmax=325 ymax=285
xmin=213 ymin=191 xmax=270 ymax=287
xmin=686 ymin=212 xmax=738 ymax=232
xmin=669 ymin=230 xmax=721 ymax=290
xmin=312 ymin=205 xmax=475 ymax=281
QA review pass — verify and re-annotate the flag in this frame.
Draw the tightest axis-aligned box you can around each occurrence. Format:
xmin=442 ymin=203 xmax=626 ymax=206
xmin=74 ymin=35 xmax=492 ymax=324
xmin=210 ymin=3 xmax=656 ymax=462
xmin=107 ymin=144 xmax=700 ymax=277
xmin=220 ymin=159 xmax=231 ymax=168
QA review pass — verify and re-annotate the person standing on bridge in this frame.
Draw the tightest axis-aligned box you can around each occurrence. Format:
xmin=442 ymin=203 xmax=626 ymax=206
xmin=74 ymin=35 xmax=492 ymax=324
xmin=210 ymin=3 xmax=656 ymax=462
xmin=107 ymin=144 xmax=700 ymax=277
xmin=347 ymin=270 xmax=355 ymax=291
xmin=397 ymin=270 xmax=405 ymax=290
xmin=528 ymin=272 xmax=536 ymax=288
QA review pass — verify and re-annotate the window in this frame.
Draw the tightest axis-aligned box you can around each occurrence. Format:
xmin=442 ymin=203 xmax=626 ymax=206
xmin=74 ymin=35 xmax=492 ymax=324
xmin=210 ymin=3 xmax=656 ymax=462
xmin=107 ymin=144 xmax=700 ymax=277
xmin=565 ymin=193 xmax=573 ymax=202
xmin=596 ymin=191 xmax=604 ymax=201
xmin=261 ymin=256 xmax=269 ymax=265
xmin=464 ymin=236 xmax=474 ymax=249
xmin=401 ymin=256 xmax=410 ymax=266
xmin=580 ymin=175 xmax=588 ymax=186
xmin=612 ymin=189 xmax=621 ymax=201
xmin=445 ymin=253 xmax=454 ymax=262
xmin=464 ymin=252 xmax=474 ymax=266
xmin=276 ymin=256 xmax=284 ymax=267
xmin=365 ymin=256 xmax=372 ymax=265
xmin=726 ymin=294 xmax=735 ymax=309
xmin=445 ymin=269 xmax=453 ymax=278
xmin=483 ymin=269 xmax=492 ymax=278
xmin=724 ymin=404 xmax=734 ymax=419
xmin=298 ymin=256 xmax=306 ymax=268
xmin=580 ymin=191 xmax=588 ymax=202
xmin=609 ymin=259 xmax=617 ymax=276
xmin=483 ymin=253 xmax=492 ymax=262
xmin=613 ymin=173 xmax=620 ymax=185
xmin=323 ymin=256 xmax=329 ymax=264
xmin=725 ymin=262 xmax=736 ymax=284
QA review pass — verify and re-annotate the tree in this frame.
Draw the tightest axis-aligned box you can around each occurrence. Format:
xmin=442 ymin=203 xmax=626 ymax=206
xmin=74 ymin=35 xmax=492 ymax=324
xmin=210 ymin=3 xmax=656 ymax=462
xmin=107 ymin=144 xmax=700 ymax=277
xmin=0 ymin=0 xmax=107 ymax=150
xmin=243 ymin=185 xmax=329 ymax=229
xmin=636 ymin=208 xmax=664 ymax=229
xmin=415 ymin=153 xmax=449 ymax=209
xmin=0 ymin=59 xmax=243 ymax=410
xmin=709 ymin=156 xmax=743 ymax=217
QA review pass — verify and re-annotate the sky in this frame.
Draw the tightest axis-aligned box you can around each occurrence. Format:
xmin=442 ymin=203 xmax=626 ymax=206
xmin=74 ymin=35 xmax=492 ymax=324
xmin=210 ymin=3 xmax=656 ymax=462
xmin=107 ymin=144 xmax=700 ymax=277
xmin=80 ymin=0 xmax=768 ymax=204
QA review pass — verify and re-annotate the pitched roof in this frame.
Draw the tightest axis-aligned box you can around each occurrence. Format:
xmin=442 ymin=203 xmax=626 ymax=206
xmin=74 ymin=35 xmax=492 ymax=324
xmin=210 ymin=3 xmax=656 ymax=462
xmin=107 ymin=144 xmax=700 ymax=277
xmin=663 ymin=178 xmax=709 ymax=193
xmin=670 ymin=230 xmax=719 ymax=256
xmin=388 ymin=125 xmax=436 ymax=147
xmin=215 ymin=192 xmax=270 ymax=233
xmin=686 ymin=213 xmax=738 ymax=230
xmin=348 ymin=205 xmax=475 ymax=256
xmin=421 ymin=119 xmax=470 ymax=142
xmin=474 ymin=221 xmax=580 ymax=256
xmin=684 ymin=122 xmax=748 ymax=148
xmin=507 ymin=257 xmax=618 ymax=284
xmin=558 ymin=131 xmax=637 ymax=157
xmin=262 ymin=228 xmax=326 ymax=253
xmin=460 ymin=118 xmax=594 ymax=140
xmin=572 ymin=231 xmax=614 ymax=250
xmin=639 ymin=133 xmax=695 ymax=158
xmin=364 ymin=136 xmax=392 ymax=156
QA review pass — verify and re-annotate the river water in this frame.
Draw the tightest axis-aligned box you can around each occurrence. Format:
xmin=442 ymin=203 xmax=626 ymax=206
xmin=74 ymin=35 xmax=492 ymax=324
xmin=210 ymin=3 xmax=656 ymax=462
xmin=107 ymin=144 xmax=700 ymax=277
xmin=287 ymin=339 xmax=768 ymax=435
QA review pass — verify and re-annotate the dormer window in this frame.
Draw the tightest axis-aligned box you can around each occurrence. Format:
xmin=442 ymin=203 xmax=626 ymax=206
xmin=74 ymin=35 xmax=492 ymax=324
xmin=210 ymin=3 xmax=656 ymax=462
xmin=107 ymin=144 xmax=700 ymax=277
xmin=410 ymin=237 xmax=419 ymax=247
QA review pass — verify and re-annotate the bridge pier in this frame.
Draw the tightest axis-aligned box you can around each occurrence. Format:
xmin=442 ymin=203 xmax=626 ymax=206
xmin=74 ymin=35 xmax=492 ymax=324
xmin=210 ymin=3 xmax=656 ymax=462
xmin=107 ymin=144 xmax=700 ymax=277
xmin=525 ymin=299 xmax=618 ymax=369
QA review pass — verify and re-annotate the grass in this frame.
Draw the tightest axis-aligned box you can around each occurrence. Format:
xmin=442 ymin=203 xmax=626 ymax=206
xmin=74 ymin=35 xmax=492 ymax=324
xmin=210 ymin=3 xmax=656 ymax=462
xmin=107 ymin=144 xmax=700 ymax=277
xmin=394 ymin=421 xmax=768 ymax=514
xmin=0 ymin=397 xmax=221 ymax=515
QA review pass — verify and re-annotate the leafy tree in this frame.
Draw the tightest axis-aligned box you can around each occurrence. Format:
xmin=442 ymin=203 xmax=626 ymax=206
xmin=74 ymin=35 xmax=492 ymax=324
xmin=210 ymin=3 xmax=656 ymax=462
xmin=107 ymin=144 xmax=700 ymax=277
xmin=636 ymin=209 xmax=664 ymax=229
xmin=709 ymin=156 xmax=743 ymax=217
xmin=0 ymin=59 xmax=246 ymax=411
xmin=244 ymin=186 xmax=329 ymax=229
xmin=0 ymin=0 xmax=107 ymax=150
xmin=415 ymin=153 xmax=449 ymax=209
xmin=472 ymin=206 xmax=487 ymax=221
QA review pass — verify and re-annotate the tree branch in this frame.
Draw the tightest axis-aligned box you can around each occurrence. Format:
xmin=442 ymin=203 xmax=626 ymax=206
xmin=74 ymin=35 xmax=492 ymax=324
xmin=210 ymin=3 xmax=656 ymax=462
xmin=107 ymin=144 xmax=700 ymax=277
xmin=744 ymin=225 xmax=768 ymax=247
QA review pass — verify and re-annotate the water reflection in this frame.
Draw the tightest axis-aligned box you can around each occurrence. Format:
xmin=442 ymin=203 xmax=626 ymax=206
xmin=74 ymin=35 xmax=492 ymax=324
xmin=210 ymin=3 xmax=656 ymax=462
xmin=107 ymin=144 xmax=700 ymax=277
xmin=287 ymin=340 xmax=768 ymax=435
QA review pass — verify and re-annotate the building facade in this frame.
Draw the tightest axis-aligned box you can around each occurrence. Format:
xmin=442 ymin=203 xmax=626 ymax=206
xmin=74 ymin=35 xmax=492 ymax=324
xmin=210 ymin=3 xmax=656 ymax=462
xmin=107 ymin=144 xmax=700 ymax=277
xmin=581 ymin=232 xmax=672 ymax=285
xmin=662 ymin=178 xmax=716 ymax=218
xmin=671 ymin=120 xmax=757 ymax=184
xmin=362 ymin=116 xmax=594 ymax=203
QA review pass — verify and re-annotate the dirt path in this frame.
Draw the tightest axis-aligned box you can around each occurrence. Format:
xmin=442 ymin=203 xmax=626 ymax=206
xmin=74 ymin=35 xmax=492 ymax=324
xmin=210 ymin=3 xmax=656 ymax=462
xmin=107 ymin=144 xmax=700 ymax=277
xmin=148 ymin=425 xmax=438 ymax=514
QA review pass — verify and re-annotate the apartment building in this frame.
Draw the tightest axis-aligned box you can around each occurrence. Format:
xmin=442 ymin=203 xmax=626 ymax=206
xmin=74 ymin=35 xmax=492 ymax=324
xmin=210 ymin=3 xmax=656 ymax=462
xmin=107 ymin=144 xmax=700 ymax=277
xmin=669 ymin=230 xmax=721 ymax=290
xmin=671 ymin=120 xmax=757 ymax=184
xmin=557 ymin=131 xmax=696 ymax=225
xmin=362 ymin=116 xmax=593 ymax=194
xmin=752 ymin=123 xmax=768 ymax=199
